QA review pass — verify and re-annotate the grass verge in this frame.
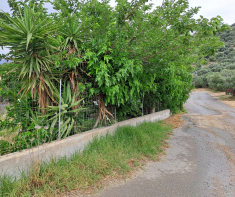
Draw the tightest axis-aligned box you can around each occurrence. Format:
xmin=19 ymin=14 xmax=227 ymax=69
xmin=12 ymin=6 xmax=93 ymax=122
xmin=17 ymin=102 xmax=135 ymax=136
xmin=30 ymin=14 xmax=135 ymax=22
xmin=0 ymin=121 xmax=172 ymax=197
xmin=218 ymin=95 xmax=235 ymax=101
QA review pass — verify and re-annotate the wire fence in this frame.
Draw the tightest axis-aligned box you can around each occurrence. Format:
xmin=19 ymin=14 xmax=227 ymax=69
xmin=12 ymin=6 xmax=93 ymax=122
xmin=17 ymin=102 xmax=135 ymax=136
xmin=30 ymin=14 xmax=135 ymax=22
xmin=0 ymin=75 xmax=164 ymax=156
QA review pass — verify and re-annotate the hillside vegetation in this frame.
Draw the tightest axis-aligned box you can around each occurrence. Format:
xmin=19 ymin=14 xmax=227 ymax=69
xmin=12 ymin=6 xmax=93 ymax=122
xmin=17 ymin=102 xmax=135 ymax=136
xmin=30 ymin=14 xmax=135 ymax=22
xmin=193 ymin=23 xmax=235 ymax=93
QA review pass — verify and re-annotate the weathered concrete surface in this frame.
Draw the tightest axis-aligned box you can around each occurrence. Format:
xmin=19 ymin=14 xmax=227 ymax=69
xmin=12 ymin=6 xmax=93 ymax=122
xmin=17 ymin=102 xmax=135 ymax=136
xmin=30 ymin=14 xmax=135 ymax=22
xmin=95 ymin=92 xmax=235 ymax=197
xmin=0 ymin=110 xmax=170 ymax=178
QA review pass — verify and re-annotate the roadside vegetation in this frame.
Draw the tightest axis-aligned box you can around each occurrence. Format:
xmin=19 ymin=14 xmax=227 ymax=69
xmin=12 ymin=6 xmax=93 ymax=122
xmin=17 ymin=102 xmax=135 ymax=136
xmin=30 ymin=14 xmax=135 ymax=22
xmin=0 ymin=0 xmax=229 ymax=155
xmin=0 ymin=120 xmax=172 ymax=197
xmin=218 ymin=94 xmax=235 ymax=101
xmin=192 ymin=23 xmax=235 ymax=95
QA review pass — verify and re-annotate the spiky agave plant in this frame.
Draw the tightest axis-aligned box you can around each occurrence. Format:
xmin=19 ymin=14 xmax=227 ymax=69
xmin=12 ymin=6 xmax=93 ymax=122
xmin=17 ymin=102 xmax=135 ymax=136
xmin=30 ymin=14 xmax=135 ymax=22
xmin=45 ymin=82 xmax=86 ymax=139
xmin=0 ymin=5 xmax=59 ymax=113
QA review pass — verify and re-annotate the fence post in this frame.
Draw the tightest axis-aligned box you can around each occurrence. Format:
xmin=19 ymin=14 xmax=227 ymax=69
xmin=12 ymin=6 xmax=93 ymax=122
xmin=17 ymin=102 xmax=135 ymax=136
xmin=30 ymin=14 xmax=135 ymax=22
xmin=114 ymin=107 xmax=116 ymax=121
xmin=58 ymin=79 xmax=62 ymax=140
xmin=158 ymin=100 xmax=160 ymax=112
xmin=142 ymin=94 xmax=144 ymax=116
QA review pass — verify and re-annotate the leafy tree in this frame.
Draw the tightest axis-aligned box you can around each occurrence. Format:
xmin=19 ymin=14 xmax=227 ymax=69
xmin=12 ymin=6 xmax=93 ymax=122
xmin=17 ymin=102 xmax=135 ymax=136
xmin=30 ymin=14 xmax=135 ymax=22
xmin=0 ymin=0 xmax=231 ymax=128
xmin=197 ymin=67 xmax=210 ymax=76
xmin=207 ymin=72 xmax=225 ymax=91
xmin=193 ymin=75 xmax=209 ymax=88
xmin=7 ymin=0 xmax=49 ymax=16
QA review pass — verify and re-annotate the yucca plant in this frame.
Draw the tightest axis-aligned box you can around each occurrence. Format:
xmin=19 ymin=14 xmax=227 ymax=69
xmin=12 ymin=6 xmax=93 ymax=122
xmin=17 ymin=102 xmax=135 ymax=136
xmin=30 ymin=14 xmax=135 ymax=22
xmin=57 ymin=14 xmax=85 ymax=104
xmin=45 ymin=82 xmax=86 ymax=139
xmin=0 ymin=5 xmax=58 ymax=112
xmin=59 ymin=14 xmax=83 ymax=52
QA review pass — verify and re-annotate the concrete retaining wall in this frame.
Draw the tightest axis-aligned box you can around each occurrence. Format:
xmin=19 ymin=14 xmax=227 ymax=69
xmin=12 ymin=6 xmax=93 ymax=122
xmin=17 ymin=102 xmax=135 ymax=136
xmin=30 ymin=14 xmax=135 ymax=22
xmin=0 ymin=109 xmax=170 ymax=178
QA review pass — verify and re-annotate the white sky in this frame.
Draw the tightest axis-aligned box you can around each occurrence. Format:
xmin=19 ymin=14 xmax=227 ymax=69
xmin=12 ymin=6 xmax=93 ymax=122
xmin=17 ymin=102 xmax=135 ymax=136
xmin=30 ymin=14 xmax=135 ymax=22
xmin=0 ymin=0 xmax=235 ymax=55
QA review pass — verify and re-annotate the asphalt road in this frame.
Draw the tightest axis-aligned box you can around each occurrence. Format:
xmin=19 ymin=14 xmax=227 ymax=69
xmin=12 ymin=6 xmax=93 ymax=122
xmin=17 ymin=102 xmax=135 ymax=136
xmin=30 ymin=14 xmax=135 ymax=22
xmin=96 ymin=91 xmax=235 ymax=197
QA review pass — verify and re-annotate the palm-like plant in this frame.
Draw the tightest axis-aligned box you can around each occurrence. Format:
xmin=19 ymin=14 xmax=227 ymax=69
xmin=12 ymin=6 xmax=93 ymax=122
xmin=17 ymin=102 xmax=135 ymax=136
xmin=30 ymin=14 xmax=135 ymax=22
xmin=46 ymin=82 xmax=86 ymax=139
xmin=59 ymin=14 xmax=83 ymax=52
xmin=0 ymin=5 xmax=58 ymax=112
xmin=57 ymin=14 xmax=85 ymax=102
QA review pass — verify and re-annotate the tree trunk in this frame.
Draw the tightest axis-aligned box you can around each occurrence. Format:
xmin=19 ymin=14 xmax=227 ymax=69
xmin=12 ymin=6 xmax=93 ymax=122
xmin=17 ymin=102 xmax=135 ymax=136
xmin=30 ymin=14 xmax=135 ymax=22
xmin=93 ymin=93 xmax=113 ymax=129
xmin=93 ymin=116 xmax=100 ymax=129
xmin=150 ymin=107 xmax=155 ymax=114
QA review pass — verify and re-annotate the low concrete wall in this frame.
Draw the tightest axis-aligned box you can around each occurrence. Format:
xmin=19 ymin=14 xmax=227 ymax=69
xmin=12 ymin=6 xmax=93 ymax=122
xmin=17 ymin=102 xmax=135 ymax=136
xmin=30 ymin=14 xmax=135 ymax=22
xmin=0 ymin=109 xmax=170 ymax=178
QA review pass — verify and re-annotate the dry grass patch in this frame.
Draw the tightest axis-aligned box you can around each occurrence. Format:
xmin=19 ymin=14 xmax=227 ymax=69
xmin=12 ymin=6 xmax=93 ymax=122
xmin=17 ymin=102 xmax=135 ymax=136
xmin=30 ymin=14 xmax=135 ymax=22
xmin=218 ymin=95 xmax=235 ymax=101
xmin=163 ymin=112 xmax=186 ymax=129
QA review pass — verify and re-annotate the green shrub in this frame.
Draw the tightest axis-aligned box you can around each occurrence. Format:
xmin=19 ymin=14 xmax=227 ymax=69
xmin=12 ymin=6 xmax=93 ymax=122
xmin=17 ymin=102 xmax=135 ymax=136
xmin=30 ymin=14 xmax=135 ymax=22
xmin=0 ymin=140 xmax=12 ymax=156
xmin=217 ymin=56 xmax=226 ymax=62
xmin=227 ymin=52 xmax=235 ymax=59
xmin=220 ymin=69 xmax=235 ymax=77
xmin=220 ymin=59 xmax=231 ymax=63
xmin=225 ymin=74 xmax=235 ymax=90
xmin=216 ymin=52 xmax=224 ymax=59
xmin=220 ymin=62 xmax=229 ymax=67
xmin=211 ymin=66 xmax=222 ymax=72
xmin=207 ymin=70 xmax=235 ymax=91
xmin=224 ymin=49 xmax=231 ymax=55
xmin=225 ymin=36 xmax=234 ymax=42
xmin=208 ymin=56 xmax=216 ymax=62
xmin=218 ymin=47 xmax=226 ymax=52
xmin=208 ymin=73 xmax=226 ymax=91
xmin=225 ymin=64 xmax=235 ymax=70
xmin=193 ymin=75 xmax=209 ymax=88
xmin=220 ymin=69 xmax=235 ymax=90
xmin=230 ymin=58 xmax=235 ymax=63
xmin=197 ymin=67 xmax=210 ymax=76
xmin=196 ymin=65 xmax=202 ymax=70
xmin=208 ymin=63 xmax=219 ymax=69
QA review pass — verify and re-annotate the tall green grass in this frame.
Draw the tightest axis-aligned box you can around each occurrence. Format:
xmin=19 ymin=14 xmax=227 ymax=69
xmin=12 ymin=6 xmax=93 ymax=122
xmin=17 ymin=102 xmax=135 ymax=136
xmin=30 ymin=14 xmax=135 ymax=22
xmin=0 ymin=121 xmax=172 ymax=197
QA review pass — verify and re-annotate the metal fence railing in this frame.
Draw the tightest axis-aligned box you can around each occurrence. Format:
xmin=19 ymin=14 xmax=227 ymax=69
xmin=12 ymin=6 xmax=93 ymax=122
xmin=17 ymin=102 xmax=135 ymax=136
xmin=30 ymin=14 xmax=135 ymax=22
xmin=0 ymin=74 xmax=164 ymax=156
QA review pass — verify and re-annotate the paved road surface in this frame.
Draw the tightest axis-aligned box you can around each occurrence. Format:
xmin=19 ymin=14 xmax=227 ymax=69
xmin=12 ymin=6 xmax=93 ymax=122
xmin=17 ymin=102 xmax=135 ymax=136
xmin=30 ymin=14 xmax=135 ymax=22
xmin=96 ymin=91 xmax=235 ymax=197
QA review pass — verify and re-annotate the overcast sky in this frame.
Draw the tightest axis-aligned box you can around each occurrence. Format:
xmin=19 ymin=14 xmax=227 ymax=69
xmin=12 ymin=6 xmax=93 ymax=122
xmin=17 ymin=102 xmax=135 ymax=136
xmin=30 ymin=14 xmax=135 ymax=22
xmin=1 ymin=0 xmax=235 ymax=55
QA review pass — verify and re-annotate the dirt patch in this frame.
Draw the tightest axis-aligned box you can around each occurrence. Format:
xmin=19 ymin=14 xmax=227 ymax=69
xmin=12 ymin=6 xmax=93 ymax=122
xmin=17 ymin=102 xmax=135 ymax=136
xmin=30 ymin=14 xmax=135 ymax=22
xmin=213 ymin=177 xmax=225 ymax=197
xmin=185 ymin=112 xmax=235 ymax=140
xmin=220 ymin=145 xmax=235 ymax=166
xmin=220 ymin=144 xmax=235 ymax=188
xmin=222 ymin=100 xmax=235 ymax=108
xmin=163 ymin=112 xmax=186 ymax=129
xmin=192 ymin=88 xmax=210 ymax=92
xmin=187 ymin=113 xmax=230 ymax=130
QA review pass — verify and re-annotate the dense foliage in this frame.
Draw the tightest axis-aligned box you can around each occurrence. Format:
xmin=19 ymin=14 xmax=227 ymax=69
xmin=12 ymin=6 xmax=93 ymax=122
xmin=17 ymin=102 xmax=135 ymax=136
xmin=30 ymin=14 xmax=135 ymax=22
xmin=193 ymin=23 xmax=235 ymax=93
xmin=0 ymin=0 xmax=229 ymax=154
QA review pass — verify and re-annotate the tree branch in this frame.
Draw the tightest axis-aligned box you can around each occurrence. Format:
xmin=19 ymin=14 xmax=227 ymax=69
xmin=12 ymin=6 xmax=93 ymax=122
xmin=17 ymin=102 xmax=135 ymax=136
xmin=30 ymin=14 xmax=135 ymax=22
xmin=123 ymin=1 xmax=145 ymax=23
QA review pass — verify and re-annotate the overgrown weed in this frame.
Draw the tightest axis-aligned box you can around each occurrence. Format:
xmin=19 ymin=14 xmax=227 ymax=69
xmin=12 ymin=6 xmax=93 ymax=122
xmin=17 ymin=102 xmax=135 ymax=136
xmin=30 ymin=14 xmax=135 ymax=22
xmin=0 ymin=121 xmax=172 ymax=197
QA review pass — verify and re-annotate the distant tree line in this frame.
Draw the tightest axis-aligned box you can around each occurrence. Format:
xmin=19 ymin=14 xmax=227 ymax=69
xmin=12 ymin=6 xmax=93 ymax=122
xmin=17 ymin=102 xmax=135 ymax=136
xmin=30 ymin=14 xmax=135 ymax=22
xmin=193 ymin=23 xmax=235 ymax=94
